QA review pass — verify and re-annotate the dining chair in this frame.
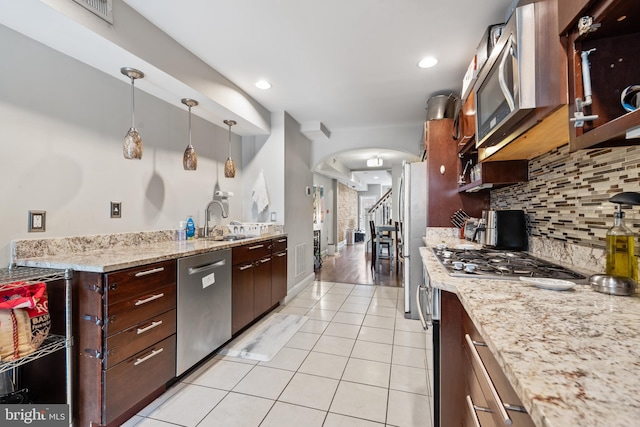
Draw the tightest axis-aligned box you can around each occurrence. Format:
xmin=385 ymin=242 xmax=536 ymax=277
xmin=370 ymin=220 xmax=393 ymax=274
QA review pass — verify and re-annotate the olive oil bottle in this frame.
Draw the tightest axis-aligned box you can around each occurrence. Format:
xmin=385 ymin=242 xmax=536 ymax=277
xmin=606 ymin=209 xmax=638 ymax=283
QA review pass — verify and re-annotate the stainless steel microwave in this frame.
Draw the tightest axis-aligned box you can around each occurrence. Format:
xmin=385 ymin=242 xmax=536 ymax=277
xmin=475 ymin=3 xmax=536 ymax=148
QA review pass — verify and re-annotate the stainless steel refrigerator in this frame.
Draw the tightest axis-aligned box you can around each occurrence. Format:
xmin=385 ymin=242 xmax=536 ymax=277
xmin=399 ymin=161 xmax=427 ymax=319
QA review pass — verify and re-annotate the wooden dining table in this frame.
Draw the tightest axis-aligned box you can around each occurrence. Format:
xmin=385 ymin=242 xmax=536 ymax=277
xmin=375 ymin=224 xmax=396 ymax=271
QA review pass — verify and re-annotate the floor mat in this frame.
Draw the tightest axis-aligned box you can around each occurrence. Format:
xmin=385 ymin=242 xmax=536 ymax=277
xmin=218 ymin=313 xmax=308 ymax=361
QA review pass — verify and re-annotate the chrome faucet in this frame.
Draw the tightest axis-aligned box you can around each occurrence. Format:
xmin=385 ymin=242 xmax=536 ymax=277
xmin=203 ymin=199 xmax=228 ymax=237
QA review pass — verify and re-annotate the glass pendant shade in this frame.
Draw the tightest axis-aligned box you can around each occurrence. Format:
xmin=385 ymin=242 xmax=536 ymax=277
xmin=181 ymin=98 xmax=198 ymax=171
xmin=223 ymin=119 xmax=237 ymax=178
xmin=121 ymin=67 xmax=144 ymax=160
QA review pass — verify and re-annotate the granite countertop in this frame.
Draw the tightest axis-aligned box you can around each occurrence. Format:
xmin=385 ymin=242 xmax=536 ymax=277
xmin=14 ymin=234 xmax=285 ymax=273
xmin=420 ymin=237 xmax=640 ymax=427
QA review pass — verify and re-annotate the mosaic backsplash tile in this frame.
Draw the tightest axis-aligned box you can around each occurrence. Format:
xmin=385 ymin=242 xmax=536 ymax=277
xmin=491 ymin=144 xmax=640 ymax=250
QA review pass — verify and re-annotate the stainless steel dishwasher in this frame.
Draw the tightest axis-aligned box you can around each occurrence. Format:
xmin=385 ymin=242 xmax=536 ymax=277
xmin=176 ymin=249 xmax=231 ymax=375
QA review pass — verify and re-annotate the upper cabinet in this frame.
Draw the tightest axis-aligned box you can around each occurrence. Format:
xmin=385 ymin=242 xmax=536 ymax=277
xmin=561 ymin=0 xmax=640 ymax=151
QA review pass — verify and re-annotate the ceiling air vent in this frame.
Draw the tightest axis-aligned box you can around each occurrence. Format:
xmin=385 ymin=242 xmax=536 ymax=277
xmin=73 ymin=0 xmax=113 ymax=24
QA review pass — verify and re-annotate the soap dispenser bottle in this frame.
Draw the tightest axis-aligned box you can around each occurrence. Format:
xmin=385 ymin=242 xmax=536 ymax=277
xmin=606 ymin=192 xmax=640 ymax=283
xmin=186 ymin=216 xmax=196 ymax=240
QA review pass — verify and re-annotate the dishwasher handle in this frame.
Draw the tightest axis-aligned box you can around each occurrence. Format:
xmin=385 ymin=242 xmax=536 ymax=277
xmin=188 ymin=259 xmax=227 ymax=275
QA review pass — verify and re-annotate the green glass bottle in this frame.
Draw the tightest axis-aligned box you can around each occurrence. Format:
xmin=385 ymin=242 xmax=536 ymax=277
xmin=606 ymin=209 xmax=638 ymax=283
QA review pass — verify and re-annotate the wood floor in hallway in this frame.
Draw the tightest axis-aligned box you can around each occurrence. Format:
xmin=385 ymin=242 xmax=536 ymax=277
xmin=314 ymin=242 xmax=402 ymax=287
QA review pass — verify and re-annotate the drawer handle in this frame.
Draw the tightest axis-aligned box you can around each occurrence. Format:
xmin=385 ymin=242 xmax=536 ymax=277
xmin=466 ymin=395 xmax=489 ymax=427
xmin=276 ymin=253 xmax=287 ymax=257
xmin=135 ymin=267 xmax=165 ymax=277
xmin=259 ymin=258 xmax=271 ymax=264
xmin=133 ymin=348 xmax=164 ymax=366
xmin=137 ymin=320 xmax=163 ymax=334
xmin=277 ymin=238 xmax=287 ymax=243
xmin=465 ymin=334 xmax=512 ymax=426
xmin=248 ymin=244 xmax=265 ymax=250
xmin=503 ymin=403 xmax=527 ymax=413
xmin=239 ymin=264 xmax=254 ymax=271
xmin=134 ymin=293 xmax=165 ymax=306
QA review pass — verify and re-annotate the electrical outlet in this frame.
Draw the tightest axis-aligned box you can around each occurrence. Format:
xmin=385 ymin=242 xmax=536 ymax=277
xmin=28 ymin=210 xmax=46 ymax=232
xmin=111 ymin=201 xmax=122 ymax=218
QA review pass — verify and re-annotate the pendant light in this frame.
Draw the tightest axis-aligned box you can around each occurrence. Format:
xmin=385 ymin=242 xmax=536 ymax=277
xmin=223 ymin=119 xmax=237 ymax=178
xmin=181 ymin=98 xmax=198 ymax=170
xmin=121 ymin=67 xmax=145 ymax=160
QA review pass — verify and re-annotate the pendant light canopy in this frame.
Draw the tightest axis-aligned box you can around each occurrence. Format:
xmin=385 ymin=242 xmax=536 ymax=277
xmin=223 ymin=119 xmax=237 ymax=178
xmin=181 ymin=98 xmax=198 ymax=171
xmin=121 ymin=67 xmax=144 ymax=160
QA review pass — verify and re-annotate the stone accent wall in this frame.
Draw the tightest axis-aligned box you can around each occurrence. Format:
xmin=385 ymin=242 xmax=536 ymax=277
xmin=491 ymin=144 xmax=640 ymax=250
xmin=337 ymin=183 xmax=359 ymax=243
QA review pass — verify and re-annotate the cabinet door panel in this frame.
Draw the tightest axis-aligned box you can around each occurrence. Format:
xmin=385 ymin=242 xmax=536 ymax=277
xmin=271 ymin=251 xmax=287 ymax=305
xmin=103 ymin=335 xmax=176 ymax=426
xmin=253 ymin=256 xmax=272 ymax=317
xmin=232 ymin=263 xmax=254 ymax=334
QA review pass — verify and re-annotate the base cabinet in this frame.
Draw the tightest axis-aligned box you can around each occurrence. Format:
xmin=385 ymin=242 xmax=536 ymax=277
xmin=231 ymin=240 xmax=273 ymax=335
xmin=271 ymin=237 xmax=288 ymax=305
xmin=76 ymin=260 xmax=177 ymax=427
xmin=231 ymin=237 xmax=288 ymax=335
xmin=441 ymin=291 xmax=534 ymax=427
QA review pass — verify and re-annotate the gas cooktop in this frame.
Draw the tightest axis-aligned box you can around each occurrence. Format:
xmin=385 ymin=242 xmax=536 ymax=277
xmin=432 ymin=247 xmax=587 ymax=281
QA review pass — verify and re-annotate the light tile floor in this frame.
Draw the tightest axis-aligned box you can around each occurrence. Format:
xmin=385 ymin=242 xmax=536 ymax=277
xmin=124 ymin=282 xmax=434 ymax=427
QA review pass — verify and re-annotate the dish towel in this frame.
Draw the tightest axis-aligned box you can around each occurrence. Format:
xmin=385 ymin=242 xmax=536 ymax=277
xmin=252 ymin=170 xmax=270 ymax=213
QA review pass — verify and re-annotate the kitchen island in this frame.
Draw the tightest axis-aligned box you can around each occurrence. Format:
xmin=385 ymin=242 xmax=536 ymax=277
xmin=421 ymin=237 xmax=640 ymax=427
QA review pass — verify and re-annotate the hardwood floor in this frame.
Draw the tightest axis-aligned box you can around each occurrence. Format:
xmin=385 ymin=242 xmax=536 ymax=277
xmin=314 ymin=242 xmax=403 ymax=287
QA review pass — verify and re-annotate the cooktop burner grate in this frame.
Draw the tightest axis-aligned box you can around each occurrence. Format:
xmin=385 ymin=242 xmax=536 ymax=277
xmin=432 ymin=247 xmax=587 ymax=281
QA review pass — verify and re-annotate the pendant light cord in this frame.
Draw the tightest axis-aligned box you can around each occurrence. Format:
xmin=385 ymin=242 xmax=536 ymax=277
xmin=130 ymin=76 xmax=135 ymax=128
xmin=188 ymin=105 xmax=192 ymax=147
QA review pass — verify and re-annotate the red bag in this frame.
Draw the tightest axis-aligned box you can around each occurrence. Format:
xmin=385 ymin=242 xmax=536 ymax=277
xmin=0 ymin=282 xmax=51 ymax=361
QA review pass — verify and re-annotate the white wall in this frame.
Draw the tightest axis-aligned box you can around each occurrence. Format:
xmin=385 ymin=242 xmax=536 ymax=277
xmin=241 ymin=113 xmax=286 ymax=223
xmin=0 ymin=25 xmax=246 ymax=265
xmin=284 ymin=113 xmax=315 ymax=289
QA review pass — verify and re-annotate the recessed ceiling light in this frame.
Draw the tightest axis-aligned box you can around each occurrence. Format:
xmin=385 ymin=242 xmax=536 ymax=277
xmin=418 ymin=57 xmax=438 ymax=69
xmin=255 ymin=80 xmax=272 ymax=89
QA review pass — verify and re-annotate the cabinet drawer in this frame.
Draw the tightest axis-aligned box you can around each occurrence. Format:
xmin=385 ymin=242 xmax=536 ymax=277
xmin=103 ymin=334 xmax=176 ymax=426
xmin=464 ymin=350 xmax=496 ymax=427
xmin=464 ymin=334 xmax=534 ymax=427
xmin=105 ymin=260 xmax=176 ymax=306
xmin=105 ymin=309 xmax=176 ymax=369
xmin=104 ymin=284 xmax=176 ymax=336
xmin=232 ymin=241 xmax=271 ymax=265
xmin=272 ymin=237 xmax=287 ymax=253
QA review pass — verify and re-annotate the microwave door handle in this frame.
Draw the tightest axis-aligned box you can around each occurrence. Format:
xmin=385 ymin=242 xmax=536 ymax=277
xmin=498 ymin=36 xmax=516 ymax=112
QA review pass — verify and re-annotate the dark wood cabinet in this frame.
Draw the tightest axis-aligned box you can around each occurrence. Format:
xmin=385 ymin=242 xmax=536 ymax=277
xmin=271 ymin=237 xmax=288 ymax=306
xmin=76 ymin=260 xmax=177 ymax=427
xmin=231 ymin=239 xmax=277 ymax=335
xmin=455 ymin=92 xmax=529 ymax=193
xmin=424 ymin=119 xmax=488 ymax=225
xmin=232 ymin=261 xmax=255 ymax=335
xmin=561 ymin=0 xmax=640 ymax=151
xmin=441 ymin=291 xmax=535 ymax=427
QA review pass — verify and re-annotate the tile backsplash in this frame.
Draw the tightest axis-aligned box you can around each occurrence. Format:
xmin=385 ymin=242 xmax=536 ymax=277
xmin=491 ymin=143 xmax=640 ymax=250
